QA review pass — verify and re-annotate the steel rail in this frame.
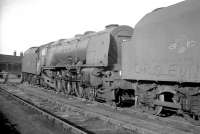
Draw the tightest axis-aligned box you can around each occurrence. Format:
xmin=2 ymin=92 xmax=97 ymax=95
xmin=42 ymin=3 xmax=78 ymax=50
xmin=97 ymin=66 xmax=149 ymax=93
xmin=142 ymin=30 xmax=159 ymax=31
xmin=0 ymin=87 xmax=91 ymax=134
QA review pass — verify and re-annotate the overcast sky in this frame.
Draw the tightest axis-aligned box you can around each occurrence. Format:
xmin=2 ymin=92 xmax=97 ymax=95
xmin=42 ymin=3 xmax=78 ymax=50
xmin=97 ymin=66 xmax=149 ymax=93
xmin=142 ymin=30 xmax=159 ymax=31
xmin=0 ymin=0 xmax=183 ymax=56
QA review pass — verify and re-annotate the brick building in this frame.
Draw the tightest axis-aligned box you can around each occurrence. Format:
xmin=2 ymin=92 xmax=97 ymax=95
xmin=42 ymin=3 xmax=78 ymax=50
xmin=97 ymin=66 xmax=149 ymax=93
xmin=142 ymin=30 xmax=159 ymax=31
xmin=0 ymin=53 xmax=22 ymax=76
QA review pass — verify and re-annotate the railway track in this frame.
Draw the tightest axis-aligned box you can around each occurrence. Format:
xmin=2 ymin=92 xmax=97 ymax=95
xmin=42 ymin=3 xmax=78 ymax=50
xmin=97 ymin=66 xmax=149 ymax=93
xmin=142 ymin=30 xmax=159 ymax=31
xmin=29 ymin=84 xmax=200 ymax=133
xmin=1 ymin=83 xmax=200 ymax=134
xmin=0 ymin=87 xmax=91 ymax=134
xmin=0 ymin=84 xmax=134 ymax=134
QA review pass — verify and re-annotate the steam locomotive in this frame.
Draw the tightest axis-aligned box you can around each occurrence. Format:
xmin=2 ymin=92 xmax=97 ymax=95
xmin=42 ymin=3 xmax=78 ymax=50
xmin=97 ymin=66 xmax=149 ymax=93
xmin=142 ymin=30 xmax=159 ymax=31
xmin=22 ymin=0 xmax=200 ymax=125
xmin=22 ymin=24 xmax=134 ymax=102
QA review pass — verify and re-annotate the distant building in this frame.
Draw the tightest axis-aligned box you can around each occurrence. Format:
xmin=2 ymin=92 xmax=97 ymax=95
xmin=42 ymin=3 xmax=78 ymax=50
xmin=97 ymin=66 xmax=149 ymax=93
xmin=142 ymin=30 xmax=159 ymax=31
xmin=0 ymin=53 xmax=22 ymax=75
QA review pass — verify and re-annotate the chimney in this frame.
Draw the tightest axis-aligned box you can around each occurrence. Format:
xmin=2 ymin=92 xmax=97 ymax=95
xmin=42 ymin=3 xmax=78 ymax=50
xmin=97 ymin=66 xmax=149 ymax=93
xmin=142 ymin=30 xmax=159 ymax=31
xmin=20 ymin=52 xmax=23 ymax=57
xmin=74 ymin=34 xmax=83 ymax=38
xmin=84 ymin=31 xmax=95 ymax=35
xmin=13 ymin=50 xmax=17 ymax=56
xmin=105 ymin=24 xmax=119 ymax=29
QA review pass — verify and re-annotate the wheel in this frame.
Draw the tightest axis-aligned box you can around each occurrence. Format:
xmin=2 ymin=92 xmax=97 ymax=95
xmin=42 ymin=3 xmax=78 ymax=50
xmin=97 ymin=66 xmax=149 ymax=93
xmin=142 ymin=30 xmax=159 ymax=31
xmin=66 ymin=82 xmax=72 ymax=95
xmin=145 ymin=94 xmax=164 ymax=115
xmin=74 ymin=82 xmax=83 ymax=97
xmin=150 ymin=92 xmax=178 ymax=116
xmin=81 ymin=87 xmax=87 ymax=99
xmin=56 ymin=80 xmax=62 ymax=92
xmin=61 ymin=80 xmax=67 ymax=94
xmin=154 ymin=94 xmax=164 ymax=115
xmin=76 ymin=83 xmax=83 ymax=97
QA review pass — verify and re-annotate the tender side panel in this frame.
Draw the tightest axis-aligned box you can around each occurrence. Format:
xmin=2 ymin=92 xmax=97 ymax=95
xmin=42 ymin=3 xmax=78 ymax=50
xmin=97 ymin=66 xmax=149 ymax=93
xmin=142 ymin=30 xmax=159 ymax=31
xmin=22 ymin=47 xmax=38 ymax=74
xmin=122 ymin=0 xmax=200 ymax=83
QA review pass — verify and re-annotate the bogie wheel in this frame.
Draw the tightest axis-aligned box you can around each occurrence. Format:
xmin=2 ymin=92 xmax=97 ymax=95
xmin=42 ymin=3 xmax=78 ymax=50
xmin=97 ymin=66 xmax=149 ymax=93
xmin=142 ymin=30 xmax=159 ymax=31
xmin=152 ymin=92 xmax=178 ymax=116
xmin=146 ymin=94 xmax=164 ymax=115
xmin=154 ymin=94 xmax=164 ymax=115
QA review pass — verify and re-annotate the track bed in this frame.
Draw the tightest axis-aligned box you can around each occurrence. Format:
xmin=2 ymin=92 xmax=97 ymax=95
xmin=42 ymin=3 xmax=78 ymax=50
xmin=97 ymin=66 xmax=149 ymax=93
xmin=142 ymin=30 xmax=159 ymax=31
xmin=1 ymin=83 xmax=200 ymax=134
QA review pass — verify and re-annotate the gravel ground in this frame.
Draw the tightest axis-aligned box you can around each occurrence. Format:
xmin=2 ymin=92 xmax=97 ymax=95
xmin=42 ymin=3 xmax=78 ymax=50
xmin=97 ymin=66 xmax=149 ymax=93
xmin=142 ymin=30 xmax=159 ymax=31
xmin=24 ymin=84 xmax=200 ymax=134
xmin=0 ymin=91 xmax=66 ymax=134
xmin=0 ymin=111 xmax=20 ymax=134
xmin=2 ymin=83 xmax=200 ymax=134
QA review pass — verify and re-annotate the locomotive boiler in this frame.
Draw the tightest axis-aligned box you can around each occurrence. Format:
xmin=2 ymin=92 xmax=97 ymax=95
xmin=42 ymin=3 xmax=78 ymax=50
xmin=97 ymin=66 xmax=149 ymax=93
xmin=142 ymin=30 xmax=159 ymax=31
xmin=122 ymin=0 xmax=200 ymax=124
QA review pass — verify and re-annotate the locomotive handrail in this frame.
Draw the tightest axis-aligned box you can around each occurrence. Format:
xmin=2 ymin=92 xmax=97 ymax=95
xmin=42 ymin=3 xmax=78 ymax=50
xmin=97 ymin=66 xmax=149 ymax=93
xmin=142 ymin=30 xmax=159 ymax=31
xmin=41 ymin=65 xmax=105 ymax=70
